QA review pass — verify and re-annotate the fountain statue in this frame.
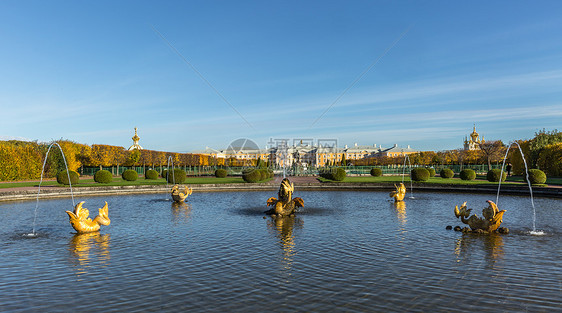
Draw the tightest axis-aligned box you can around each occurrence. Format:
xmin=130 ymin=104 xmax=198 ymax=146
xmin=171 ymin=185 xmax=192 ymax=203
xmin=266 ymin=178 xmax=304 ymax=217
xmin=389 ymin=183 xmax=406 ymax=202
xmin=454 ymin=200 xmax=506 ymax=233
xmin=66 ymin=201 xmax=111 ymax=233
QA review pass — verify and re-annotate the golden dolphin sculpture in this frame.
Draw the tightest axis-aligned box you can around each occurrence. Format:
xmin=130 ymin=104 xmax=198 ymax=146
xmin=266 ymin=178 xmax=304 ymax=217
xmin=389 ymin=183 xmax=406 ymax=202
xmin=66 ymin=201 xmax=110 ymax=233
xmin=171 ymin=185 xmax=193 ymax=203
xmin=454 ymin=200 xmax=506 ymax=232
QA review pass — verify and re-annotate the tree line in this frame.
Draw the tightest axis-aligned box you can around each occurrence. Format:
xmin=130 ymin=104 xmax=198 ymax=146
xmin=354 ymin=129 xmax=561 ymax=177
xmin=0 ymin=140 xmax=216 ymax=181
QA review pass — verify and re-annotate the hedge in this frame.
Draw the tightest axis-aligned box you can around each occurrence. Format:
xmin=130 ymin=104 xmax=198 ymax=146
xmin=487 ymin=169 xmax=506 ymax=182
xmin=215 ymin=169 xmax=228 ymax=178
xmin=56 ymin=170 xmax=79 ymax=185
xmin=145 ymin=169 xmax=159 ymax=180
xmin=320 ymin=167 xmax=346 ymax=181
xmin=242 ymin=170 xmax=261 ymax=183
xmin=410 ymin=168 xmax=430 ymax=182
xmin=440 ymin=168 xmax=454 ymax=178
xmin=122 ymin=169 xmax=138 ymax=181
xmin=460 ymin=169 xmax=476 ymax=181
xmin=426 ymin=167 xmax=436 ymax=177
xmin=94 ymin=170 xmax=113 ymax=183
xmin=167 ymin=169 xmax=186 ymax=184
xmin=526 ymin=169 xmax=547 ymax=185
xmin=370 ymin=168 xmax=382 ymax=177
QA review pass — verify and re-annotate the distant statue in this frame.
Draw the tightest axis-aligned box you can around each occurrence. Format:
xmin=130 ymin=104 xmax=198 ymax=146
xmin=389 ymin=183 xmax=406 ymax=202
xmin=454 ymin=200 xmax=506 ymax=232
xmin=66 ymin=201 xmax=111 ymax=233
xmin=171 ymin=185 xmax=192 ymax=203
xmin=265 ymin=178 xmax=304 ymax=217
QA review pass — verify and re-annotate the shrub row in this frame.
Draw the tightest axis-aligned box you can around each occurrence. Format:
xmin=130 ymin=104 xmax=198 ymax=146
xmin=56 ymin=170 xmax=80 ymax=185
xmin=145 ymin=169 xmax=159 ymax=180
xmin=122 ymin=169 xmax=138 ymax=181
xmin=242 ymin=169 xmax=273 ymax=183
xmin=440 ymin=168 xmax=454 ymax=178
xmin=94 ymin=170 xmax=112 ymax=183
xmin=460 ymin=169 xmax=476 ymax=180
xmin=215 ymin=169 xmax=228 ymax=178
xmin=410 ymin=168 xmax=430 ymax=182
xmin=370 ymin=168 xmax=382 ymax=177
xmin=487 ymin=169 xmax=506 ymax=182
xmin=319 ymin=168 xmax=347 ymax=181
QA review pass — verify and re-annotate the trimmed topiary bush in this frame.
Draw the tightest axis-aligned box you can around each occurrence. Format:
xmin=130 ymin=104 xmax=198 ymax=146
xmin=242 ymin=169 xmax=261 ymax=183
xmin=411 ymin=168 xmax=430 ymax=182
xmin=259 ymin=169 xmax=269 ymax=181
xmin=145 ymin=169 xmax=159 ymax=180
xmin=161 ymin=170 xmax=168 ymax=179
xmin=122 ymin=169 xmax=138 ymax=181
xmin=426 ymin=167 xmax=436 ymax=177
xmin=94 ymin=170 xmax=113 ymax=183
xmin=268 ymin=169 xmax=274 ymax=178
xmin=460 ymin=169 xmax=476 ymax=181
xmin=167 ymin=169 xmax=186 ymax=184
xmin=370 ymin=168 xmax=382 ymax=177
xmin=440 ymin=168 xmax=454 ymax=178
xmin=319 ymin=168 xmax=346 ymax=181
xmin=526 ymin=169 xmax=547 ymax=185
xmin=487 ymin=169 xmax=506 ymax=182
xmin=57 ymin=170 xmax=79 ymax=185
xmin=329 ymin=168 xmax=347 ymax=181
xmin=215 ymin=169 xmax=228 ymax=178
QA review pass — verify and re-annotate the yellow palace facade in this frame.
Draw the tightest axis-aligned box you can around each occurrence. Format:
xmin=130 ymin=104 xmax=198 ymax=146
xmin=194 ymin=142 xmax=418 ymax=167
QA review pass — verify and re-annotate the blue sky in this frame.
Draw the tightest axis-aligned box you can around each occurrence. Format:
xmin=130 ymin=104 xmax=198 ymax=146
xmin=1 ymin=0 xmax=561 ymax=152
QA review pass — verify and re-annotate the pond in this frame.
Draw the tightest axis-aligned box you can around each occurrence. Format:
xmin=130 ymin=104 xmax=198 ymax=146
xmin=0 ymin=191 xmax=560 ymax=312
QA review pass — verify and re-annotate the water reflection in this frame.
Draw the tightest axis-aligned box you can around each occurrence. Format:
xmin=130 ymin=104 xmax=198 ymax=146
xmin=266 ymin=216 xmax=303 ymax=273
xmin=171 ymin=202 xmax=192 ymax=224
xmin=454 ymin=233 xmax=504 ymax=268
xmin=392 ymin=201 xmax=407 ymax=227
xmin=68 ymin=232 xmax=111 ymax=279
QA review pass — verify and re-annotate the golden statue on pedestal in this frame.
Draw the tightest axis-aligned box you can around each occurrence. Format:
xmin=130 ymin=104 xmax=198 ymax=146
xmin=66 ymin=201 xmax=111 ymax=233
xmin=454 ymin=200 xmax=506 ymax=232
xmin=389 ymin=183 xmax=406 ymax=202
xmin=171 ymin=185 xmax=192 ymax=203
xmin=266 ymin=178 xmax=304 ymax=217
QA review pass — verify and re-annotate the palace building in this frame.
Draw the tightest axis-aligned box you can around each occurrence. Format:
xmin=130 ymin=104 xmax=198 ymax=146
xmin=194 ymin=141 xmax=418 ymax=168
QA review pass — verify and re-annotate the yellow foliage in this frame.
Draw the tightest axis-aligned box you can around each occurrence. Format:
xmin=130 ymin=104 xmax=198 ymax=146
xmin=508 ymin=140 xmax=531 ymax=175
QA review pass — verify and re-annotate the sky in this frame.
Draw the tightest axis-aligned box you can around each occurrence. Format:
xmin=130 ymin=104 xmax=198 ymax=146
xmin=1 ymin=0 xmax=561 ymax=153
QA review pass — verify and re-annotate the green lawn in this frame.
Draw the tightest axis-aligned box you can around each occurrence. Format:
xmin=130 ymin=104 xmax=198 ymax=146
xmin=1 ymin=174 xmax=559 ymax=189
xmin=321 ymin=175 xmax=561 ymax=186
xmin=0 ymin=176 xmax=268 ymax=189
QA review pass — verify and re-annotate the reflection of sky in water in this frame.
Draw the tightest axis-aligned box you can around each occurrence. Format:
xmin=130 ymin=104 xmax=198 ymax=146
xmin=0 ymin=191 xmax=559 ymax=312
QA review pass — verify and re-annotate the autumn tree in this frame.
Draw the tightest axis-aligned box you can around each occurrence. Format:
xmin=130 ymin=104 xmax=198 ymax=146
xmin=478 ymin=140 xmax=507 ymax=171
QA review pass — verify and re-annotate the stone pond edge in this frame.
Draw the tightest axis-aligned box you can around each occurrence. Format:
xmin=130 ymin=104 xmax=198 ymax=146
xmin=1 ymin=182 xmax=560 ymax=202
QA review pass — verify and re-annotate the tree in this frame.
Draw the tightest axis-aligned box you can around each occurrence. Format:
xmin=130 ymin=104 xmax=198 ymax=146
xmin=529 ymin=129 xmax=562 ymax=167
xmin=478 ymin=140 xmax=506 ymax=171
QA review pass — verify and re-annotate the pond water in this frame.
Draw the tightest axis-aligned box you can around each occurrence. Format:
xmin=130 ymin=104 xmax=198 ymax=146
xmin=0 ymin=191 xmax=560 ymax=312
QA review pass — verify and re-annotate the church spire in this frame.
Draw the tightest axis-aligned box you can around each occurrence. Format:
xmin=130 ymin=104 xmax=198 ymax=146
xmin=128 ymin=127 xmax=143 ymax=151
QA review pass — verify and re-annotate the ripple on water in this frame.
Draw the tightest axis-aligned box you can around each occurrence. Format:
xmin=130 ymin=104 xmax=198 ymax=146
xmin=0 ymin=191 xmax=559 ymax=312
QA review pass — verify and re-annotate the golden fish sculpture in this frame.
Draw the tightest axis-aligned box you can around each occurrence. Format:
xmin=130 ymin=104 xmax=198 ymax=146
xmin=389 ymin=183 xmax=406 ymax=202
xmin=66 ymin=201 xmax=110 ymax=233
xmin=265 ymin=178 xmax=304 ymax=217
xmin=454 ymin=200 xmax=506 ymax=232
xmin=171 ymin=185 xmax=193 ymax=203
